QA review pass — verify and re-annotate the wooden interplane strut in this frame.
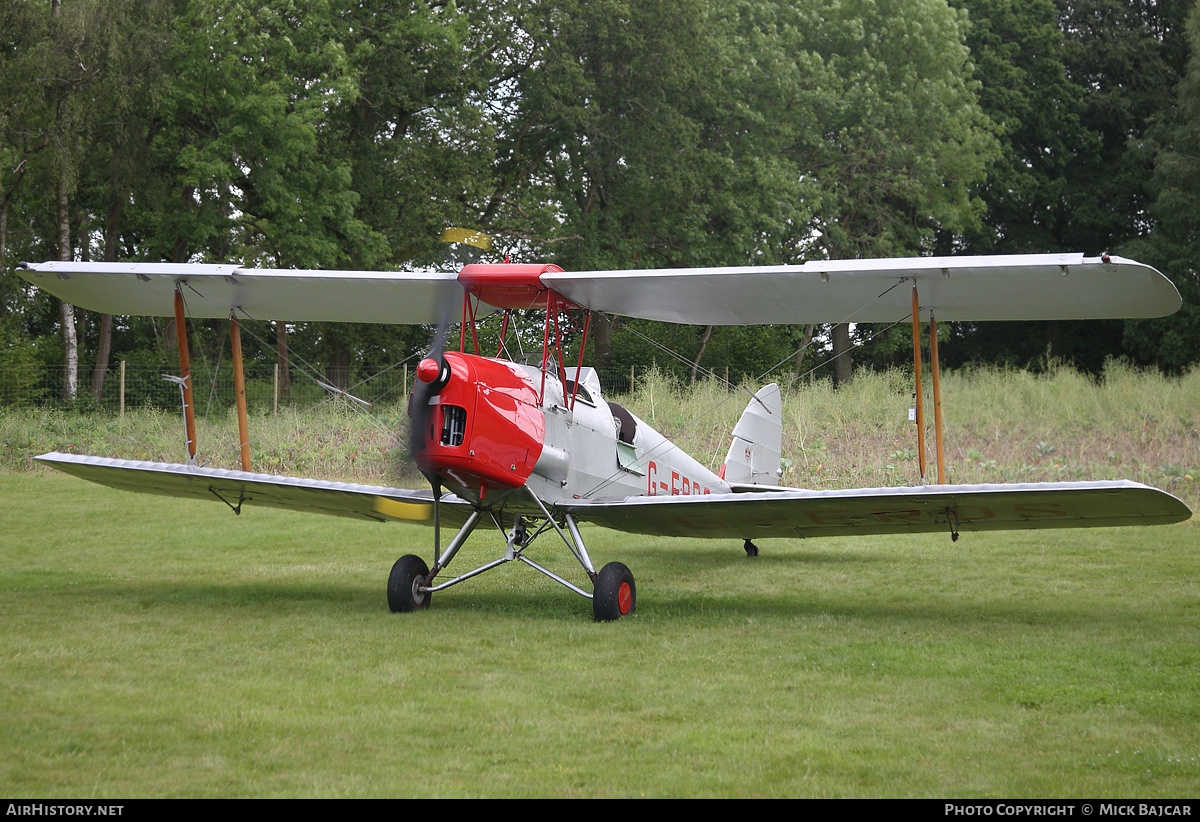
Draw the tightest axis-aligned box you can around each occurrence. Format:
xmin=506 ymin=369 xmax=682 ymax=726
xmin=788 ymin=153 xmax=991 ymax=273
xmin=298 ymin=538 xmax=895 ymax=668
xmin=911 ymin=287 xmax=947 ymax=485
xmin=173 ymin=287 xmax=198 ymax=465
xmin=229 ymin=315 xmax=251 ymax=472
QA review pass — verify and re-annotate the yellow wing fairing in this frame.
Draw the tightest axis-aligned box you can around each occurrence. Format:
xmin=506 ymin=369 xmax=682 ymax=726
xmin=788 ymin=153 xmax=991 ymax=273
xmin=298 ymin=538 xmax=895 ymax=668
xmin=372 ymin=497 xmax=433 ymax=522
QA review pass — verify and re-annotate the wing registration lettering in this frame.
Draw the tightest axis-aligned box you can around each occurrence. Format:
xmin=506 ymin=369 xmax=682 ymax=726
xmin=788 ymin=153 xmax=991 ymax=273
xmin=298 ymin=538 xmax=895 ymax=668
xmin=868 ymin=509 xmax=923 ymax=524
xmin=804 ymin=509 xmax=856 ymax=527
xmin=1011 ymin=502 xmax=1068 ymax=519
xmin=671 ymin=513 xmax=730 ymax=531
xmin=946 ymin=505 xmax=996 ymax=522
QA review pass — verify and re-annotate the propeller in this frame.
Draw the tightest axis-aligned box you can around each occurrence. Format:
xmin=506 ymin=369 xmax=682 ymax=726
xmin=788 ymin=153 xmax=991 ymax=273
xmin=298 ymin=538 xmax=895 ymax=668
xmin=408 ymin=283 xmax=453 ymax=567
xmin=401 ymin=228 xmax=494 ymax=566
xmin=407 ymin=279 xmax=454 ymax=477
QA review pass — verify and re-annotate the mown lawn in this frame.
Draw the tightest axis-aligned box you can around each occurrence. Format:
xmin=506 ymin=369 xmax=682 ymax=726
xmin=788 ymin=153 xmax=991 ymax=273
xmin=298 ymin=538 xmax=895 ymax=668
xmin=2 ymin=470 xmax=1197 ymax=797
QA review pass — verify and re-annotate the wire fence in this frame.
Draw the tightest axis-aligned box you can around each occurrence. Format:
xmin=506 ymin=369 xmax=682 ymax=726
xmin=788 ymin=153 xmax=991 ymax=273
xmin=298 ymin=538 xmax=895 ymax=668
xmin=0 ymin=363 xmax=411 ymax=413
xmin=0 ymin=362 xmax=689 ymax=413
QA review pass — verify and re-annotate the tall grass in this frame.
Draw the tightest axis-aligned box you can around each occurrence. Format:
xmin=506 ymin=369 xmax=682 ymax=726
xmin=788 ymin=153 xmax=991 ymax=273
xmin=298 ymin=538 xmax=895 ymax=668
xmin=0 ymin=400 xmax=414 ymax=485
xmin=619 ymin=362 xmax=1198 ymax=511
xmin=2 ymin=362 xmax=1196 ymax=511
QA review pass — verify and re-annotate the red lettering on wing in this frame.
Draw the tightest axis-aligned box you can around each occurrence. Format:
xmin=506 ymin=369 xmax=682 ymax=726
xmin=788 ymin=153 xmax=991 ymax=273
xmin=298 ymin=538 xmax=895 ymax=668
xmin=1012 ymin=502 xmax=1067 ymax=519
xmin=871 ymin=509 xmax=923 ymax=524
xmin=672 ymin=514 xmax=728 ymax=530
xmin=951 ymin=505 xmax=995 ymax=521
xmin=805 ymin=509 xmax=853 ymax=526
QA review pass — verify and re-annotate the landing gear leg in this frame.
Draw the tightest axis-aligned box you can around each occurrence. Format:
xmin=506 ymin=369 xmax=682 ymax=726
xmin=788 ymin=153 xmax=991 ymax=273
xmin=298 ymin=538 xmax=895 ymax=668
xmin=593 ymin=561 xmax=636 ymax=621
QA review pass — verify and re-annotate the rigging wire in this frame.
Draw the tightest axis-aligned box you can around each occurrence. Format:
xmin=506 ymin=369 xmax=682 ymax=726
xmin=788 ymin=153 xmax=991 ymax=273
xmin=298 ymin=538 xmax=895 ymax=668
xmin=578 ymin=278 xmax=916 ymax=497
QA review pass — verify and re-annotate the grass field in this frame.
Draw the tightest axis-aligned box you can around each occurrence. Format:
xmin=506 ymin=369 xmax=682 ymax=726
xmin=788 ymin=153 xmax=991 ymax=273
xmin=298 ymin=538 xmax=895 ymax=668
xmin=2 ymin=365 xmax=1197 ymax=797
xmin=2 ymin=472 xmax=1198 ymax=797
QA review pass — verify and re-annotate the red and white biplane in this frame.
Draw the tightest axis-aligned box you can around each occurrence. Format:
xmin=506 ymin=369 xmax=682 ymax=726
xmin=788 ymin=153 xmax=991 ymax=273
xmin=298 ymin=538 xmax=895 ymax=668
xmin=17 ymin=245 xmax=1192 ymax=620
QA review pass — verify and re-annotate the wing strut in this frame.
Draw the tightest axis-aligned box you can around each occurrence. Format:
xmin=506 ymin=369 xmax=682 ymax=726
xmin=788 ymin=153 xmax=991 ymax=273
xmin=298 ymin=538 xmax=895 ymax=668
xmin=911 ymin=287 xmax=927 ymax=483
xmin=911 ymin=286 xmax=947 ymax=485
xmin=229 ymin=314 xmax=252 ymax=472
xmin=929 ymin=310 xmax=946 ymax=485
xmin=173 ymin=287 xmax=254 ymax=471
xmin=173 ymin=287 xmax=198 ymax=465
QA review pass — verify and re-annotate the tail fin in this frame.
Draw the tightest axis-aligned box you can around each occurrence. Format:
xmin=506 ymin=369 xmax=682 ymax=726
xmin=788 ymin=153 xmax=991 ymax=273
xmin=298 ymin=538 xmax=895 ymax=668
xmin=721 ymin=383 xmax=782 ymax=486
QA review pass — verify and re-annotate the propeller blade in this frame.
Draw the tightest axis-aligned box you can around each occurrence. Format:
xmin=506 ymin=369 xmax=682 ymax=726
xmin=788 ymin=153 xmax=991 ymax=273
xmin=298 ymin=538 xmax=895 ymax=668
xmin=405 ymin=228 xmax=493 ymax=481
xmin=407 ymin=275 xmax=456 ymax=473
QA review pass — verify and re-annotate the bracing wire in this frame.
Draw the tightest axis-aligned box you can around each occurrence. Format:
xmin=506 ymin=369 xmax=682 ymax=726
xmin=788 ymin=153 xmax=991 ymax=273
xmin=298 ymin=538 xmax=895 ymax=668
xmin=579 ymin=278 xmax=916 ymax=497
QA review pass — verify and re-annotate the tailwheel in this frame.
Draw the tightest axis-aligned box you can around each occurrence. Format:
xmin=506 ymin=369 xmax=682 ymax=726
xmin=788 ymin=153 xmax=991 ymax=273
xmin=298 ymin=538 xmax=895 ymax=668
xmin=593 ymin=561 xmax=636 ymax=622
xmin=388 ymin=554 xmax=431 ymax=613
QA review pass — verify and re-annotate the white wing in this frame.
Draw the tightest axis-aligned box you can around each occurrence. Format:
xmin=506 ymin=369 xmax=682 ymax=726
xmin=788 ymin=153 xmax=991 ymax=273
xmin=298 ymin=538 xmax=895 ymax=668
xmin=20 ymin=252 xmax=1181 ymax=325
xmin=36 ymin=452 xmax=475 ymax=526
xmin=17 ymin=262 xmax=465 ymax=324
xmin=560 ymin=481 xmax=1192 ymax=539
xmin=542 ymin=253 xmax=1182 ymax=324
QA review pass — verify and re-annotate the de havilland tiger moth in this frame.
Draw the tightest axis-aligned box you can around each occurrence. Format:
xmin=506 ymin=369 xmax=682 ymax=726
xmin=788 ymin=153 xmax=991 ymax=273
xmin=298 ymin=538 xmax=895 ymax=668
xmin=17 ymin=244 xmax=1192 ymax=620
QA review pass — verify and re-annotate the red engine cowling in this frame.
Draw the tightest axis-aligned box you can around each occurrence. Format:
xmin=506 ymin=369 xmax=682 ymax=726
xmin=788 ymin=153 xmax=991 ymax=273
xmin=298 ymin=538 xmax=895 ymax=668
xmin=411 ymin=352 xmax=545 ymax=496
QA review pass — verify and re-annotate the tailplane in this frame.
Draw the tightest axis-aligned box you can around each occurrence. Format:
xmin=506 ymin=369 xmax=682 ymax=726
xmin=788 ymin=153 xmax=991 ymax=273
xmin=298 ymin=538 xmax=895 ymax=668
xmin=721 ymin=383 xmax=782 ymax=487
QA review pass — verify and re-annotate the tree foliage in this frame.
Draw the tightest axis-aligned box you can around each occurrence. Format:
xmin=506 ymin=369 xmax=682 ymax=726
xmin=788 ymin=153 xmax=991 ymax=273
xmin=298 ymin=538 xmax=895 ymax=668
xmin=1 ymin=0 xmax=1197 ymax=404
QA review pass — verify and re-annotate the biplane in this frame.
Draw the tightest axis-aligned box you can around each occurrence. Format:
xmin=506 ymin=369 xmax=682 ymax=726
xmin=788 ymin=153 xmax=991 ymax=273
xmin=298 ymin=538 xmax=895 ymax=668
xmin=16 ymin=244 xmax=1192 ymax=620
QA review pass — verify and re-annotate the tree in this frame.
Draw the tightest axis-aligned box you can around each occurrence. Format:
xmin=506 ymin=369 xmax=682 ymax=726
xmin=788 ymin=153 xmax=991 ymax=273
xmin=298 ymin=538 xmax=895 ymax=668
xmin=0 ymin=1 xmax=53 ymax=350
xmin=765 ymin=0 xmax=997 ymax=385
xmin=492 ymin=0 xmax=995 ymax=383
xmin=1122 ymin=1 xmax=1200 ymax=371
xmin=942 ymin=0 xmax=1193 ymax=372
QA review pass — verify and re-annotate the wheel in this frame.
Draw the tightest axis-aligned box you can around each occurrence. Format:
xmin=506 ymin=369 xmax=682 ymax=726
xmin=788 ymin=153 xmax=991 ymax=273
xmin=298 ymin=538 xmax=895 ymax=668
xmin=593 ymin=561 xmax=636 ymax=621
xmin=387 ymin=554 xmax=431 ymax=612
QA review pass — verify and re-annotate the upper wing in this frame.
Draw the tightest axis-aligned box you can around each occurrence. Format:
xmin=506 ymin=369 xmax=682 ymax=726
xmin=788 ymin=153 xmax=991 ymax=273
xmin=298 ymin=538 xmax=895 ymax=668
xmin=21 ymin=252 xmax=1181 ymax=326
xmin=542 ymin=253 xmax=1182 ymax=324
xmin=559 ymin=481 xmax=1192 ymax=539
xmin=16 ymin=262 xmax=466 ymax=324
xmin=35 ymin=452 xmax=474 ymax=527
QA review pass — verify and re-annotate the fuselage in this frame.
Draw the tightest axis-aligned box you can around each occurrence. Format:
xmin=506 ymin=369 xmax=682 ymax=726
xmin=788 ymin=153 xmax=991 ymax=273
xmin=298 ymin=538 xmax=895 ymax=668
xmin=411 ymin=351 xmax=730 ymax=510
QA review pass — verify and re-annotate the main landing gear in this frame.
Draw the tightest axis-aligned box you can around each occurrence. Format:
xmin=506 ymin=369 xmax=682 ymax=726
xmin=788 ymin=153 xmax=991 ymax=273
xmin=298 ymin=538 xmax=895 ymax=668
xmin=386 ymin=506 xmax=636 ymax=621
xmin=592 ymin=561 xmax=636 ymax=621
xmin=387 ymin=554 xmax=431 ymax=612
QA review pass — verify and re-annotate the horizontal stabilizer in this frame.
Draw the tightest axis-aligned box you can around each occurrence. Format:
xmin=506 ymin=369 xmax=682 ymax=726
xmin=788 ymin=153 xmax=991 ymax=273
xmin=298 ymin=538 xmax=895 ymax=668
xmin=561 ymin=481 xmax=1192 ymax=539
xmin=35 ymin=452 xmax=472 ymax=526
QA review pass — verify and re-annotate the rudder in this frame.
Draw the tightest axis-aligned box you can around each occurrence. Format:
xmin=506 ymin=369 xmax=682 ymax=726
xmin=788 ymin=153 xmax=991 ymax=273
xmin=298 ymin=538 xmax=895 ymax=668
xmin=721 ymin=383 xmax=782 ymax=486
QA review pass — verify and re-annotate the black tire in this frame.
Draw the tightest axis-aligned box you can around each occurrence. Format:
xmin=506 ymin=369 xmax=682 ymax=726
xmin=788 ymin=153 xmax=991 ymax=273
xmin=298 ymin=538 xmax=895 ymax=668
xmin=387 ymin=554 xmax=431 ymax=613
xmin=593 ymin=561 xmax=636 ymax=621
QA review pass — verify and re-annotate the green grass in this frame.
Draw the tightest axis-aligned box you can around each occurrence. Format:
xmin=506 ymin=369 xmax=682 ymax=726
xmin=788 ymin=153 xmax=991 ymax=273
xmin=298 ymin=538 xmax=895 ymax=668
xmin=3 ymin=362 xmax=1197 ymax=508
xmin=2 ymin=471 xmax=1198 ymax=797
xmin=2 ymin=364 xmax=1198 ymax=796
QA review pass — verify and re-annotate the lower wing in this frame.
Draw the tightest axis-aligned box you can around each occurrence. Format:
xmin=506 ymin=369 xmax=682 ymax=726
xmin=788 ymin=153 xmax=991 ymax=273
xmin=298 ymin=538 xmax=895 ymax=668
xmin=35 ymin=452 xmax=473 ymax=526
xmin=33 ymin=452 xmax=1193 ymax=541
xmin=559 ymin=482 xmax=1192 ymax=539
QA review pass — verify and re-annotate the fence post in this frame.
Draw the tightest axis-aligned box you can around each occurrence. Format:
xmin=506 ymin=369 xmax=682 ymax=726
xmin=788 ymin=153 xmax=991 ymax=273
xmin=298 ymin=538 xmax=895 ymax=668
xmin=273 ymin=363 xmax=279 ymax=415
xmin=120 ymin=360 xmax=126 ymax=419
